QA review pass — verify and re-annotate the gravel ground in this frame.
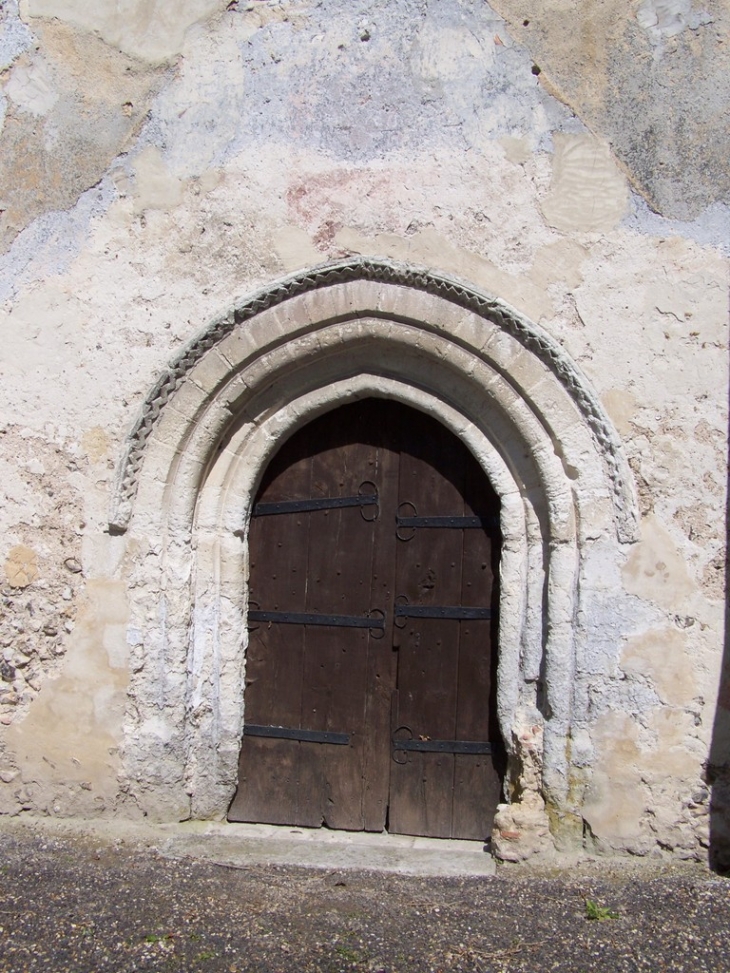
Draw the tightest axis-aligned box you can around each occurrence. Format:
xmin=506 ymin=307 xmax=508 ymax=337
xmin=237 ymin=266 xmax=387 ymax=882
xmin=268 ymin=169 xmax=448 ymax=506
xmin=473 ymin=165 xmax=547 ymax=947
xmin=1 ymin=827 xmax=729 ymax=973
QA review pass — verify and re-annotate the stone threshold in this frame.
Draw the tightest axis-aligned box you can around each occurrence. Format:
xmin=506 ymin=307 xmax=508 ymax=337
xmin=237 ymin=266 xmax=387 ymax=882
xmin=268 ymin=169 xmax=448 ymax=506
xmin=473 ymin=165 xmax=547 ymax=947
xmin=0 ymin=816 xmax=496 ymax=877
xmin=159 ymin=820 xmax=497 ymax=876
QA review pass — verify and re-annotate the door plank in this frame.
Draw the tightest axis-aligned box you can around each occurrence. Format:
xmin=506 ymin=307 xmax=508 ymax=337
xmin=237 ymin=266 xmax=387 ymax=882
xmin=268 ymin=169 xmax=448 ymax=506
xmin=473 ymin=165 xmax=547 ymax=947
xmin=452 ymin=454 xmax=502 ymax=839
xmin=300 ymin=412 xmax=376 ymax=829
xmin=389 ymin=416 xmax=465 ymax=838
xmin=362 ymin=425 xmax=400 ymax=830
xmin=228 ymin=438 xmax=312 ymax=823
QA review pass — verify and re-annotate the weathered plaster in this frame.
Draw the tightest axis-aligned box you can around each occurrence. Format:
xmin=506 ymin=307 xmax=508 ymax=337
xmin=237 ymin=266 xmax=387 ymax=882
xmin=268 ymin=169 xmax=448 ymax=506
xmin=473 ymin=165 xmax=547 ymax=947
xmin=24 ymin=0 xmax=227 ymax=65
xmin=0 ymin=1 xmax=33 ymax=71
xmin=0 ymin=578 xmax=131 ymax=816
xmin=0 ymin=15 xmax=162 ymax=252
xmin=489 ymin=0 xmax=730 ymax=220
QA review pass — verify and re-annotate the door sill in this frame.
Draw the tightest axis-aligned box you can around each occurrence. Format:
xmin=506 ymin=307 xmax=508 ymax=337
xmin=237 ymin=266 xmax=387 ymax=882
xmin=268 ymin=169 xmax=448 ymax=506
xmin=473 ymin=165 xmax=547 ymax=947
xmin=164 ymin=820 xmax=496 ymax=876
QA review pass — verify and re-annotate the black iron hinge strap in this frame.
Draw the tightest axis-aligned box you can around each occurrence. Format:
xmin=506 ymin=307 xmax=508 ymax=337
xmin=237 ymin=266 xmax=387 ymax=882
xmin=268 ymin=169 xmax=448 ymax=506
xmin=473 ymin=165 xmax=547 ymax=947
xmin=244 ymin=724 xmax=350 ymax=745
xmin=249 ymin=609 xmax=385 ymax=630
xmin=253 ymin=493 xmax=377 ymax=517
xmin=393 ymin=738 xmax=493 ymax=755
xmin=394 ymin=605 xmax=494 ymax=620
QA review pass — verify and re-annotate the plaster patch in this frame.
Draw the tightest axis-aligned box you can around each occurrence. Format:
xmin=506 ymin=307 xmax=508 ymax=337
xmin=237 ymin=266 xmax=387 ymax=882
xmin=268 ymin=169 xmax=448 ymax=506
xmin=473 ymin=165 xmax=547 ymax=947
xmin=621 ymin=627 xmax=694 ymax=706
xmin=499 ymin=136 xmax=531 ymax=165
xmin=5 ymin=55 xmax=58 ymax=115
xmin=541 ymin=134 xmax=628 ymax=233
xmin=622 ymin=514 xmax=696 ymax=610
xmin=3 ymin=579 xmax=129 ymax=813
xmin=25 ymin=0 xmax=226 ymax=65
xmin=584 ymin=775 xmax=648 ymax=844
xmin=3 ymin=544 xmax=38 ymax=588
xmin=649 ymin=707 xmax=702 ymax=777
xmin=273 ymin=226 xmax=321 ymax=273
xmin=582 ymin=712 xmax=649 ymax=846
xmin=132 ymin=146 xmax=184 ymax=215
xmin=637 ymin=0 xmax=712 ymax=46
xmin=196 ymin=170 xmax=222 ymax=195
xmin=81 ymin=427 xmax=110 ymax=464
xmin=601 ymin=388 xmax=638 ymax=438
xmin=530 ymin=239 xmax=587 ymax=291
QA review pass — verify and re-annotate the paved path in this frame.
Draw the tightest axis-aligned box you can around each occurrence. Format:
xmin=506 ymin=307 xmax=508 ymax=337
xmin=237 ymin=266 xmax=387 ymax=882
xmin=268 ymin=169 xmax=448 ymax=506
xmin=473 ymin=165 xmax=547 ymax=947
xmin=0 ymin=819 xmax=728 ymax=972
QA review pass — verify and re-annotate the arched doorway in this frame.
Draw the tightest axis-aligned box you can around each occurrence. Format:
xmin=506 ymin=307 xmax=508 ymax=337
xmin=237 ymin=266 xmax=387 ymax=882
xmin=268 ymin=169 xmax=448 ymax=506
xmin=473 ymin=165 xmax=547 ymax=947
xmin=228 ymin=398 xmax=504 ymax=840
xmin=114 ymin=259 xmax=639 ymax=853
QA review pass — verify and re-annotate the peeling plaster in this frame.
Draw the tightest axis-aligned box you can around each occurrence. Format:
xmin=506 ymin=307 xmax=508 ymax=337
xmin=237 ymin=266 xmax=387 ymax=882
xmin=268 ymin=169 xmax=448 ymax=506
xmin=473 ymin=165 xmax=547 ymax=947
xmin=0 ymin=0 xmax=33 ymax=71
xmin=489 ymin=0 xmax=730 ymax=219
xmin=24 ymin=0 xmax=228 ymax=65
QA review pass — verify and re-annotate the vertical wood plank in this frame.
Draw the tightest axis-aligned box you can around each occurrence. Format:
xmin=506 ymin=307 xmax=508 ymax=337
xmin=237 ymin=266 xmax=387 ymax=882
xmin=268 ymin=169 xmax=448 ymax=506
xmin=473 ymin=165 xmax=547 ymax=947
xmin=228 ymin=436 xmax=312 ymax=823
xmin=230 ymin=399 xmax=504 ymax=839
xmin=362 ymin=404 xmax=400 ymax=830
xmin=301 ymin=409 xmax=375 ymax=830
xmin=451 ymin=452 xmax=501 ymax=838
xmin=389 ymin=414 xmax=465 ymax=838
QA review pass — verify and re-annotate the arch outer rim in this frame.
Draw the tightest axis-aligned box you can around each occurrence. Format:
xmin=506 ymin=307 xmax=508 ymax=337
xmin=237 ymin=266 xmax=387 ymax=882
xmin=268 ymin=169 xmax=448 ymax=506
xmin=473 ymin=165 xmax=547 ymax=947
xmin=110 ymin=256 xmax=639 ymax=542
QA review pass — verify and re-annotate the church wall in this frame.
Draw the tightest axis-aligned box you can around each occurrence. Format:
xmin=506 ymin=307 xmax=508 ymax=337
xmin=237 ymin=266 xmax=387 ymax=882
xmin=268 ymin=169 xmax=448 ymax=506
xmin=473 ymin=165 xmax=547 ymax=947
xmin=0 ymin=0 xmax=727 ymax=862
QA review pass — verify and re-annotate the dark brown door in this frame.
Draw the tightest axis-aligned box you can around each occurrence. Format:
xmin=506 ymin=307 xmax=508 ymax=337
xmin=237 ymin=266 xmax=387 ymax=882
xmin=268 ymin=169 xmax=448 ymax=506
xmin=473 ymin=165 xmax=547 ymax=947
xmin=228 ymin=399 xmax=503 ymax=839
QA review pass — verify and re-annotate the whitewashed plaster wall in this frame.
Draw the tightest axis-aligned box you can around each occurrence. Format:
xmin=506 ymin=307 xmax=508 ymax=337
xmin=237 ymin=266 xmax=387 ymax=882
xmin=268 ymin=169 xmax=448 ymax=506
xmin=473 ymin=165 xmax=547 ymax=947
xmin=0 ymin=0 xmax=727 ymax=863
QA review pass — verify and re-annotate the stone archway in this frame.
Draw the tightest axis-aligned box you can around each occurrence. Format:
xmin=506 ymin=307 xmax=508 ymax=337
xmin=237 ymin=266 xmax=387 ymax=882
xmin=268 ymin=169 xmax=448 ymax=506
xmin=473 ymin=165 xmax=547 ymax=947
xmin=112 ymin=258 xmax=638 ymax=856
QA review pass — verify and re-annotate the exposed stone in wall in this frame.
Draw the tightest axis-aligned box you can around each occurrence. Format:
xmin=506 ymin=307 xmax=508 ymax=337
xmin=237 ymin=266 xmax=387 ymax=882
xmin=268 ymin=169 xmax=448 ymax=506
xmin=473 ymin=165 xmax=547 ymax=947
xmin=0 ymin=426 xmax=86 ymax=729
xmin=492 ymin=721 xmax=553 ymax=862
xmin=0 ymin=422 xmax=136 ymax=818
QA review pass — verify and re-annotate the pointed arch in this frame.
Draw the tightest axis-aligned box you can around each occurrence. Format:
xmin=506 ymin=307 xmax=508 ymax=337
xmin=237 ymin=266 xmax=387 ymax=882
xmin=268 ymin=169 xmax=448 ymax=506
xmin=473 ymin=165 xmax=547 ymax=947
xmin=115 ymin=258 xmax=638 ymax=849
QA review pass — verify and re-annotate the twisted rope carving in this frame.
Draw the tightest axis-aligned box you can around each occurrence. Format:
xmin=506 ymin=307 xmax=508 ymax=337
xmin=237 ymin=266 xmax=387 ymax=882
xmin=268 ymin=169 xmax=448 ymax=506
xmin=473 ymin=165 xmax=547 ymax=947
xmin=111 ymin=257 xmax=638 ymax=541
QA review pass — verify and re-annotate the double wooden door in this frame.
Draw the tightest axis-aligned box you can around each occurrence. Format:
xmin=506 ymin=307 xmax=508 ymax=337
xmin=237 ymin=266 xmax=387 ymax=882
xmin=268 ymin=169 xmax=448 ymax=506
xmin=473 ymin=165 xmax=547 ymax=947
xmin=228 ymin=399 xmax=503 ymax=839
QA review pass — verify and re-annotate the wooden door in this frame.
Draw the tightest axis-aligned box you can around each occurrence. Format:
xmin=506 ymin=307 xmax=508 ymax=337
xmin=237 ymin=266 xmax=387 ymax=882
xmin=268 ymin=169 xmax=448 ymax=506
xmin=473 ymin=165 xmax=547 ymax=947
xmin=228 ymin=399 xmax=503 ymax=839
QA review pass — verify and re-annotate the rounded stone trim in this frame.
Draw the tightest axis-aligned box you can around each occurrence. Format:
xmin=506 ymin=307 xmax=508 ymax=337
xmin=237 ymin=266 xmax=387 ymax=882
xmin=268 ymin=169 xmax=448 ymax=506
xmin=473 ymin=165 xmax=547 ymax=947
xmin=111 ymin=257 xmax=638 ymax=543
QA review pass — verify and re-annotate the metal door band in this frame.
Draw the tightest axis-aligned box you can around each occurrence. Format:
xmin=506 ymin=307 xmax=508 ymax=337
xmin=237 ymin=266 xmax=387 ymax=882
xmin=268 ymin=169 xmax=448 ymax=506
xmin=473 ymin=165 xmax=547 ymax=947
xmin=252 ymin=481 xmax=379 ymax=521
xmin=391 ymin=726 xmax=493 ymax=764
xmin=396 ymin=501 xmax=499 ymax=541
xmin=393 ymin=596 xmax=494 ymax=627
xmin=248 ymin=607 xmax=385 ymax=636
xmin=244 ymin=724 xmax=350 ymax=746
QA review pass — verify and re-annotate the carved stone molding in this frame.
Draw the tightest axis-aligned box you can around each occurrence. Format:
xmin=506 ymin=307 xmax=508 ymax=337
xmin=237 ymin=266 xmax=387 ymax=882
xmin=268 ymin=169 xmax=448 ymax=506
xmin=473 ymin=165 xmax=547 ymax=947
xmin=111 ymin=257 xmax=638 ymax=541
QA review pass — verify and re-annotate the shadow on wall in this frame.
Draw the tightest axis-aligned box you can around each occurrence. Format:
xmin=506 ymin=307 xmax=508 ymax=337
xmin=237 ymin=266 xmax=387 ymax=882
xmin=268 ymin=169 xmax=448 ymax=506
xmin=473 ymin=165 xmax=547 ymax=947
xmin=708 ymin=382 xmax=730 ymax=872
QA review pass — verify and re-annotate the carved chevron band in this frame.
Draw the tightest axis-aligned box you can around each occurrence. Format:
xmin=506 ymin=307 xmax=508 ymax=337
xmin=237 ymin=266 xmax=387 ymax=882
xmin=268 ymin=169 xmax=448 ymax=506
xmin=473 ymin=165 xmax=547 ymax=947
xmin=111 ymin=257 xmax=637 ymax=540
